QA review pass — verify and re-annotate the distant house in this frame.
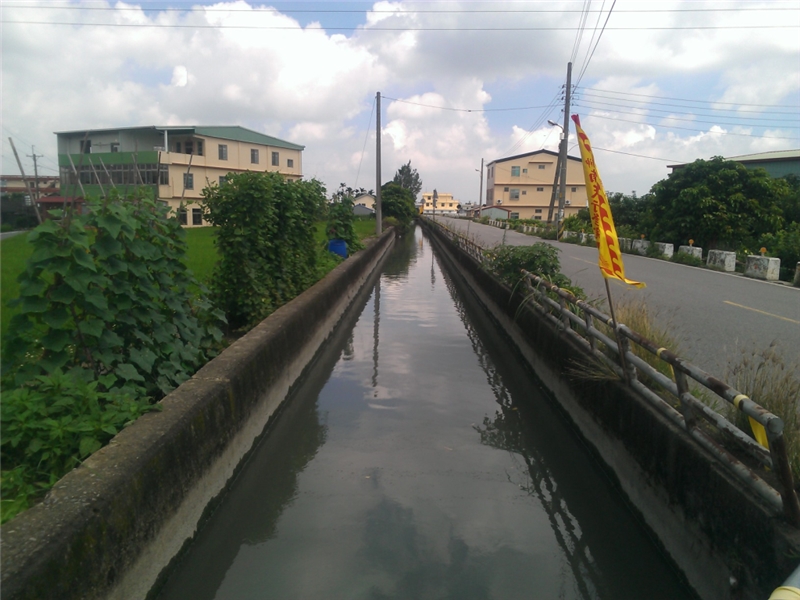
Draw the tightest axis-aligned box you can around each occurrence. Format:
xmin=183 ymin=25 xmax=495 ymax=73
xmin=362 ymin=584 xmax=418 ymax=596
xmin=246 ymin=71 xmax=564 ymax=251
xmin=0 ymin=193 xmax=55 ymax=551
xmin=354 ymin=193 xmax=375 ymax=210
xmin=353 ymin=203 xmax=375 ymax=217
xmin=485 ymin=149 xmax=588 ymax=221
xmin=56 ymin=125 xmax=304 ymax=227
xmin=421 ymin=191 xmax=460 ymax=215
xmin=668 ymin=149 xmax=800 ymax=179
xmin=476 ymin=206 xmax=512 ymax=220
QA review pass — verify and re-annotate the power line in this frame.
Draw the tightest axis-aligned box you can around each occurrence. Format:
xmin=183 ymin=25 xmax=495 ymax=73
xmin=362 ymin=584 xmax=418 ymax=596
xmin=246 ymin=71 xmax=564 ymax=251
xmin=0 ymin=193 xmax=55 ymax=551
xmin=574 ymin=0 xmax=617 ymax=87
xmin=590 ymin=146 xmax=686 ymax=163
xmin=575 ymin=87 xmax=800 ymax=109
xmin=574 ymin=91 xmax=800 ymax=116
xmin=583 ymin=113 xmax=800 ymax=140
xmin=2 ymin=20 xmax=797 ymax=31
xmin=573 ymin=102 xmax=800 ymax=128
xmin=381 ymin=96 xmax=556 ymax=113
xmin=355 ymin=97 xmax=375 ymax=189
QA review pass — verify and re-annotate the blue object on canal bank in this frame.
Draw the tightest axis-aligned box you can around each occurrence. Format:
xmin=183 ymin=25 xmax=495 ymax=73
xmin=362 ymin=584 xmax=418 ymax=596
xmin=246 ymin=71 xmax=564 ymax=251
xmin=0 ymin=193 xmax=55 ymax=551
xmin=328 ymin=239 xmax=347 ymax=258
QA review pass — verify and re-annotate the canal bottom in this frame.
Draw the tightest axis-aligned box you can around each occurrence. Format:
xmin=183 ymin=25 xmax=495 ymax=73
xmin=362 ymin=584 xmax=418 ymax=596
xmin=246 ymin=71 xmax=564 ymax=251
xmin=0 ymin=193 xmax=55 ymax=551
xmin=155 ymin=226 xmax=697 ymax=600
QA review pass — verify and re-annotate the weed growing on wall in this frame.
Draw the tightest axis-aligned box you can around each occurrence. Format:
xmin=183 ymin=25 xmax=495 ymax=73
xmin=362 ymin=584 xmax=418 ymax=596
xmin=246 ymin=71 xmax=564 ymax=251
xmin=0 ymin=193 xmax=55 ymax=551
xmin=327 ymin=185 xmax=365 ymax=255
xmin=485 ymin=243 xmax=569 ymax=288
xmin=202 ymin=172 xmax=326 ymax=330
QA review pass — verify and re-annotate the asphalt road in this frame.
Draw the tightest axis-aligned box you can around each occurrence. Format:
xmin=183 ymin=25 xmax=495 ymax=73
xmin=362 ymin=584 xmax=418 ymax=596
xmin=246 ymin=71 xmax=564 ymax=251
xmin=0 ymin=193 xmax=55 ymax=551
xmin=432 ymin=216 xmax=800 ymax=379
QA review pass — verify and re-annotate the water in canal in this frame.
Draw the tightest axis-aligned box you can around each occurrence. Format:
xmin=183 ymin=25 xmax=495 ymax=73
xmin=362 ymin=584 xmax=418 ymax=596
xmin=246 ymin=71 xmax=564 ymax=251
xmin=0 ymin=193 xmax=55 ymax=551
xmin=156 ymin=226 xmax=696 ymax=600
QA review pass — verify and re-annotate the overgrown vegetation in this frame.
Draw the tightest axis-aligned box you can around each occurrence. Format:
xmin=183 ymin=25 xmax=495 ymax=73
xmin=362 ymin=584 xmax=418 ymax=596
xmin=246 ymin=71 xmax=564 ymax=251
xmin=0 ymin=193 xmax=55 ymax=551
xmin=670 ymin=250 xmax=705 ymax=267
xmin=725 ymin=344 xmax=800 ymax=482
xmin=326 ymin=184 xmax=366 ymax=256
xmin=380 ymin=182 xmax=417 ymax=231
xmin=202 ymin=172 xmax=326 ymax=330
xmin=485 ymin=243 xmax=577 ymax=292
xmin=1 ymin=191 xmax=224 ymax=522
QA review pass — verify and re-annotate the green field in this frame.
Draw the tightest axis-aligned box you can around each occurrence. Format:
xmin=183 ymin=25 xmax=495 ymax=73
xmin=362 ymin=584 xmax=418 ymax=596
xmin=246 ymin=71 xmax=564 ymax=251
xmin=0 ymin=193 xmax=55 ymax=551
xmin=1 ymin=218 xmax=379 ymax=341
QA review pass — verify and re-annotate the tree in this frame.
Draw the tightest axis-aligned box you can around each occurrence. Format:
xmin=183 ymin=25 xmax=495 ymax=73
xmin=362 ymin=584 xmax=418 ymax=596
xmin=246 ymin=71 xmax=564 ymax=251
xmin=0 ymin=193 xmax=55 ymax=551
xmin=392 ymin=161 xmax=422 ymax=200
xmin=648 ymin=157 xmax=784 ymax=250
xmin=380 ymin=182 xmax=416 ymax=230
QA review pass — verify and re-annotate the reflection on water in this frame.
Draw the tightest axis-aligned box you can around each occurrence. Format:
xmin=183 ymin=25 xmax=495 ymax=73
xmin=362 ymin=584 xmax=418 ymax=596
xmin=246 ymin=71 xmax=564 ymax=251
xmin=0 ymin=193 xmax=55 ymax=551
xmin=156 ymin=227 xmax=696 ymax=600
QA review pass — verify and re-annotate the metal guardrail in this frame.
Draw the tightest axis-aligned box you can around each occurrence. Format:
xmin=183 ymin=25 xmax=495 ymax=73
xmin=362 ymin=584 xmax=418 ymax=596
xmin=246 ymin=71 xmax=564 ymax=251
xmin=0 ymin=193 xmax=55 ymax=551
xmin=424 ymin=216 xmax=800 ymax=526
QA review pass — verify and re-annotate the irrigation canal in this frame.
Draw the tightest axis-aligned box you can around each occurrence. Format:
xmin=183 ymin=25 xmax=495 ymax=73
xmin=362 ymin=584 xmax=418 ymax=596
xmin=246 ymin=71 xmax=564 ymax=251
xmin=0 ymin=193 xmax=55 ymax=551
xmin=155 ymin=226 xmax=697 ymax=600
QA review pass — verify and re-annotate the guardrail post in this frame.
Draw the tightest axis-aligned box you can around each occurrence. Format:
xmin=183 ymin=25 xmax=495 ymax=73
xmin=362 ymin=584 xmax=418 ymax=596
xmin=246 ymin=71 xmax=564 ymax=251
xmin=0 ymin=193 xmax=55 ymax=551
xmin=769 ymin=434 xmax=800 ymax=527
xmin=558 ymin=296 xmax=570 ymax=330
xmin=618 ymin=334 xmax=637 ymax=382
xmin=584 ymin=312 xmax=596 ymax=351
xmin=674 ymin=369 xmax=696 ymax=430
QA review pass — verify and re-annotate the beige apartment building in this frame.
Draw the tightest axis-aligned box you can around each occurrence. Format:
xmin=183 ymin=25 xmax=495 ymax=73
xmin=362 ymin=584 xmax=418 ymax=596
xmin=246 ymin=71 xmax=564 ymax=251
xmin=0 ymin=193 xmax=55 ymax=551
xmin=421 ymin=191 xmax=459 ymax=215
xmin=57 ymin=126 xmax=304 ymax=226
xmin=485 ymin=149 xmax=588 ymax=221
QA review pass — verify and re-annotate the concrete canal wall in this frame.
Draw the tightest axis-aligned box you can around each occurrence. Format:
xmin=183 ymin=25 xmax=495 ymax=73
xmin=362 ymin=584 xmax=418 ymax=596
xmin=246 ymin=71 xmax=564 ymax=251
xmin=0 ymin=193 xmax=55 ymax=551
xmin=421 ymin=220 xmax=800 ymax=600
xmin=0 ymin=229 xmax=396 ymax=600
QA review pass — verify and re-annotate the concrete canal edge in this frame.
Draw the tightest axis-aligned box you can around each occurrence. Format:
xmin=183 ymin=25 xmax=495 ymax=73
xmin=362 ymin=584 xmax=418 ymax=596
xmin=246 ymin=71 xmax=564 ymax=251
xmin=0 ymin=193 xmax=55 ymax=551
xmin=421 ymin=220 xmax=800 ymax=600
xmin=0 ymin=228 xmax=396 ymax=600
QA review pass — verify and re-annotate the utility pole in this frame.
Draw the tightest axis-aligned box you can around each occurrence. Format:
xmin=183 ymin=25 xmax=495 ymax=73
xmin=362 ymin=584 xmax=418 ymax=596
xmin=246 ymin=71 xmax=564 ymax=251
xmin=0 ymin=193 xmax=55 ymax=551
xmin=478 ymin=157 xmax=484 ymax=206
xmin=27 ymin=147 xmax=44 ymax=205
xmin=9 ymin=138 xmax=42 ymax=223
xmin=375 ymin=91 xmax=382 ymax=236
xmin=555 ymin=61 xmax=572 ymax=239
xmin=546 ymin=150 xmax=562 ymax=224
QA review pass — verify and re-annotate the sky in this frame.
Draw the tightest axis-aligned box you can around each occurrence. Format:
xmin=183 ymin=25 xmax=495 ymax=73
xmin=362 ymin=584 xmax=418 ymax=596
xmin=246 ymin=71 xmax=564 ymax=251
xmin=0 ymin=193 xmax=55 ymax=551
xmin=2 ymin=0 xmax=799 ymax=205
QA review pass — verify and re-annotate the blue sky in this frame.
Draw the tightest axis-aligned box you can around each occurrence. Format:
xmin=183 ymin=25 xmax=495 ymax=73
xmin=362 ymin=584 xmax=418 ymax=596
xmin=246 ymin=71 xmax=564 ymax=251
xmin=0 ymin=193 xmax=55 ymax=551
xmin=2 ymin=1 xmax=798 ymax=203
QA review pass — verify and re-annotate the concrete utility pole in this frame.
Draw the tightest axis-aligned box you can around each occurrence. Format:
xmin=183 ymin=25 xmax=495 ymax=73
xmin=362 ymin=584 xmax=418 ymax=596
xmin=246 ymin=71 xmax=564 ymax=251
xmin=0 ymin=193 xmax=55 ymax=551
xmin=478 ymin=157 xmax=484 ymax=206
xmin=555 ymin=61 xmax=573 ymax=239
xmin=433 ymin=189 xmax=438 ymax=220
xmin=375 ymin=91 xmax=382 ymax=235
xmin=27 ymin=147 xmax=44 ymax=205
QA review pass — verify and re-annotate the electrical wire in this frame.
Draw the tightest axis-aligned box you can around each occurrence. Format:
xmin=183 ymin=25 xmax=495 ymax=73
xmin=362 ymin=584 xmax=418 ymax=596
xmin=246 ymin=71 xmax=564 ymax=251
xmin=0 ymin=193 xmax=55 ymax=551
xmin=574 ymin=0 xmax=617 ymax=88
xmin=354 ymin=97 xmax=375 ymax=189
xmin=574 ymin=92 xmax=800 ymax=117
xmin=575 ymin=87 xmax=800 ymax=109
xmin=381 ymin=96 xmax=557 ymax=113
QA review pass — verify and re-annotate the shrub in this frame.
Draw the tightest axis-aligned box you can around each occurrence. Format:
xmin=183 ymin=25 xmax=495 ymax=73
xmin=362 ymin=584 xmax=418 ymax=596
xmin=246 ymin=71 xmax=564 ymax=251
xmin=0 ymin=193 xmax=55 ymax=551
xmin=202 ymin=172 xmax=325 ymax=330
xmin=327 ymin=185 xmax=364 ymax=255
xmin=3 ymin=191 xmax=223 ymax=397
xmin=380 ymin=182 xmax=416 ymax=231
xmin=485 ymin=243 xmax=565 ymax=287
xmin=760 ymin=222 xmax=800 ymax=282
xmin=670 ymin=250 xmax=704 ymax=267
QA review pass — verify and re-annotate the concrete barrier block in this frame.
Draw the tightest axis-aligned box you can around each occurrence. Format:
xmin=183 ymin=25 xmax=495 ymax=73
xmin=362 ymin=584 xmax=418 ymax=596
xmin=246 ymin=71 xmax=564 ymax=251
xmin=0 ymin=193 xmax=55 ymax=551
xmin=794 ymin=262 xmax=800 ymax=287
xmin=678 ymin=246 xmax=702 ymax=259
xmin=618 ymin=237 xmax=631 ymax=251
xmin=745 ymin=255 xmax=780 ymax=281
xmin=655 ymin=242 xmax=674 ymax=259
xmin=562 ymin=230 xmax=578 ymax=240
xmin=632 ymin=239 xmax=650 ymax=255
xmin=707 ymin=250 xmax=736 ymax=272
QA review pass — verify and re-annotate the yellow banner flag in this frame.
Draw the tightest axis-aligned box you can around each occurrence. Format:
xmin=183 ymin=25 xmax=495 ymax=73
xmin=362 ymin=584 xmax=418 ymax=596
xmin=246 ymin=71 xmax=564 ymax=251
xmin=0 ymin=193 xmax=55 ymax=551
xmin=571 ymin=115 xmax=645 ymax=288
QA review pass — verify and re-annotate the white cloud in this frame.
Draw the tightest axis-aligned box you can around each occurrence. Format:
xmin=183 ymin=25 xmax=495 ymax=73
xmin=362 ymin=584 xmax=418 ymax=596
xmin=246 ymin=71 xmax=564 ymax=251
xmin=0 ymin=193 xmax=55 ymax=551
xmin=2 ymin=0 xmax=798 ymax=201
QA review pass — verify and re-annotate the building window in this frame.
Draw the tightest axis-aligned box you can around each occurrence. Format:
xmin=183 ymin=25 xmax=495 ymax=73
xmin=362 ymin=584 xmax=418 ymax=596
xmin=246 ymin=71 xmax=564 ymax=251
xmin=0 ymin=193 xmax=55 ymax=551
xmin=175 ymin=142 xmax=182 ymax=153
xmin=219 ymin=144 xmax=228 ymax=160
xmin=534 ymin=216 xmax=542 ymax=220
xmin=536 ymin=187 xmax=544 ymax=192
xmin=185 ymin=141 xmax=194 ymax=155
xmin=571 ymin=187 xmax=577 ymax=192
xmin=110 ymin=143 xmax=119 ymax=153
xmin=287 ymin=158 xmax=294 ymax=168
xmin=511 ymin=166 xmax=520 ymax=177
xmin=272 ymin=151 xmax=279 ymax=166
xmin=504 ymin=187 xmax=509 ymax=192
xmin=522 ymin=168 xmax=528 ymax=173
xmin=80 ymin=140 xmax=91 ymax=153
xmin=510 ymin=189 xmax=520 ymax=200
xmin=178 ymin=209 xmax=187 ymax=225
xmin=192 ymin=208 xmax=202 ymax=226
xmin=538 ymin=164 xmax=545 ymax=170
xmin=510 ymin=212 xmax=519 ymax=219
xmin=219 ymin=176 xmax=227 ymax=185
xmin=535 ymin=209 xmax=542 ymax=214
xmin=196 ymin=141 xmax=203 ymax=156
xmin=251 ymin=149 xmax=259 ymax=164
xmin=522 ymin=190 xmax=527 ymax=195
xmin=183 ymin=173 xmax=194 ymax=190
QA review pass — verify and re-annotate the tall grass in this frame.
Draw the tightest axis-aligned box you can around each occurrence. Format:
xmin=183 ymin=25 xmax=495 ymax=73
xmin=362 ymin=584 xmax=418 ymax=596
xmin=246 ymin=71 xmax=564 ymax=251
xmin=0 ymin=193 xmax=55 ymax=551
xmin=725 ymin=343 xmax=800 ymax=481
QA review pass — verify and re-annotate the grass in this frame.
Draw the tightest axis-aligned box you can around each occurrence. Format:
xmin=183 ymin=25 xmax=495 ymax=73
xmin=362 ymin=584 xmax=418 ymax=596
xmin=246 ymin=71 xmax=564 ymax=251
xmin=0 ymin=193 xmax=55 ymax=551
xmin=1 ymin=233 xmax=34 ymax=338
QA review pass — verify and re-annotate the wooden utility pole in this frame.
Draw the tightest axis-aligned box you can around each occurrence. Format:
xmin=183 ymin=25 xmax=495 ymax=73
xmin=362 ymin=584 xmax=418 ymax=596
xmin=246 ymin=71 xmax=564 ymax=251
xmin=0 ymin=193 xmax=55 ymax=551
xmin=9 ymin=138 xmax=42 ymax=223
xmin=375 ymin=91 xmax=382 ymax=235
xmin=554 ymin=62 xmax=573 ymax=239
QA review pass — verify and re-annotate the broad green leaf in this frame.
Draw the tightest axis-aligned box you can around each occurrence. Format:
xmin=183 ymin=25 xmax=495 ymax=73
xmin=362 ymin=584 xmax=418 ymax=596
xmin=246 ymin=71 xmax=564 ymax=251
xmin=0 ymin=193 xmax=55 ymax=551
xmin=42 ymin=306 xmax=70 ymax=329
xmin=72 ymin=248 xmax=97 ymax=272
xmin=83 ymin=290 xmax=108 ymax=311
xmin=50 ymin=284 xmax=76 ymax=304
xmin=96 ymin=214 xmax=123 ymax=239
xmin=78 ymin=318 xmax=105 ymax=338
xmin=115 ymin=363 xmax=145 ymax=382
xmin=18 ymin=278 xmax=47 ymax=297
xmin=41 ymin=329 xmax=71 ymax=352
xmin=20 ymin=296 xmax=48 ymax=313
xmin=129 ymin=347 xmax=157 ymax=373
xmin=79 ymin=437 xmax=102 ymax=458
